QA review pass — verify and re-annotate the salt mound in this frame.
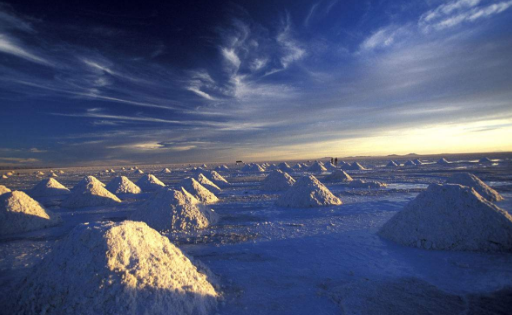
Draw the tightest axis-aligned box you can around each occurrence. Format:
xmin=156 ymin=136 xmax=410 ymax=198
xmin=413 ymin=159 xmax=423 ymax=165
xmin=58 ymin=170 xmax=65 ymax=174
xmin=324 ymin=170 xmax=353 ymax=182
xmin=241 ymin=164 xmax=265 ymax=172
xmin=261 ymin=170 xmax=296 ymax=191
xmin=194 ymin=174 xmax=221 ymax=193
xmin=276 ymin=175 xmax=342 ymax=208
xmin=379 ymin=184 xmax=512 ymax=252
xmin=6 ymin=171 xmax=13 ymax=176
xmin=180 ymin=178 xmax=219 ymax=204
xmin=323 ymin=162 xmax=337 ymax=170
xmin=35 ymin=171 xmax=44 ymax=176
xmin=63 ymin=178 xmax=121 ymax=208
xmin=479 ymin=157 xmax=492 ymax=163
xmin=206 ymin=171 xmax=230 ymax=187
xmin=14 ymin=221 xmax=218 ymax=315
xmin=0 ymin=191 xmax=61 ymax=235
xmin=348 ymin=162 xmax=366 ymax=170
xmin=131 ymin=189 xmax=218 ymax=232
xmin=136 ymin=174 xmax=166 ymax=192
xmin=1 ymin=175 xmax=8 ymax=179
xmin=437 ymin=158 xmax=450 ymax=164
xmin=446 ymin=172 xmax=503 ymax=202
xmin=161 ymin=168 xmax=172 ymax=173
xmin=265 ymin=164 xmax=278 ymax=171
xmin=29 ymin=178 xmax=70 ymax=197
xmin=349 ymin=179 xmax=386 ymax=188
xmin=277 ymin=162 xmax=294 ymax=173
xmin=292 ymin=163 xmax=303 ymax=170
xmin=0 ymin=185 xmax=11 ymax=195
xmin=106 ymin=176 xmax=141 ymax=194
xmin=404 ymin=160 xmax=416 ymax=166
xmin=201 ymin=164 xmax=208 ymax=168
xmin=133 ymin=169 xmax=144 ymax=175
xmin=215 ymin=165 xmax=229 ymax=171
xmin=307 ymin=162 xmax=327 ymax=172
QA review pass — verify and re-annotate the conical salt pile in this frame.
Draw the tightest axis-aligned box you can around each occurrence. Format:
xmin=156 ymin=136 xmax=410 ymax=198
xmin=1 ymin=175 xmax=8 ymax=179
xmin=348 ymin=162 xmax=366 ymax=170
xmin=446 ymin=173 xmax=503 ymax=202
xmin=194 ymin=174 xmax=221 ymax=194
xmin=404 ymin=160 xmax=416 ymax=166
xmin=348 ymin=179 xmax=387 ymax=188
xmin=106 ymin=176 xmax=142 ymax=194
xmin=437 ymin=158 xmax=450 ymax=164
xmin=265 ymin=164 xmax=278 ymax=171
xmin=379 ymin=184 xmax=512 ymax=252
xmin=0 ymin=191 xmax=61 ymax=235
xmin=0 ymin=185 xmax=11 ymax=196
xmin=324 ymin=170 xmax=353 ymax=182
xmin=215 ymin=165 xmax=229 ymax=171
xmin=241 ymin=164 xmax=265 ymax=172
xmin=131 ymin=188 xmax=218 ymax=232
xmin=323 ymin=162 xmax=337 ymax=170
xmin=413 ymin=159 xmax=423 ymax=165
xmin=479 ymin=157 xmax=492 ymax=163
xmin=136 ymin=174 xmax=166 ymax=192
xmin=278 ymin=162 xmax=294 ymax=173
xmin=29 ymin=178 xmax=70 ymax=197
xmin=133 ymin=169 xmax=144 ymax=175
xmin=13 ymin=221 xmax=218 ymax=315
xmin=6 ymin=171 xmax=13 ymax=176
xmin=205 ymin=171 xmax=229 ymax=187
xmin=261 ymin=170 xmax=296 ymax=191
xmin=308 ymin=162 xmax=327 ymax=172
xmin=277 ymin=175 xmax=342 ymax=207
xmin=63 ymin=177 xmax=121 ymax=208
xmin=292 ymin=163 xmax=303 ymax=170
xmin=179 ymin=178 xmax=219 ymax=204
xmin=161 ymin=168 xmax=172 ymax=173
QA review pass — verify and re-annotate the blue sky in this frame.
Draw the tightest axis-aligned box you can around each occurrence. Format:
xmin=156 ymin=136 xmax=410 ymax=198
xmin=1 ymin=0 xmax=512 ymax=166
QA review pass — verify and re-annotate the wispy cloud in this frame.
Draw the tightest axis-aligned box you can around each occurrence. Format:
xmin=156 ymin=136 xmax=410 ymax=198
xmin=0 ymin=34 xmax=52 ymax=65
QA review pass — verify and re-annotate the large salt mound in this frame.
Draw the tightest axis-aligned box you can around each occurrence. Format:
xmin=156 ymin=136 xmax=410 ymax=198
xmin=14 ymin=221 xmax=217 ymax=315
xmin=0 ymin=185 xmax=11 ymax=195
xmin=106 ymin=176 xmax=141 ymax=194
xmin=348 ymin=179 xmax=386 ymax=188
xmin=62 ymin=178 xmax=121 ymax=208
xmin=379 ymin=184 xmax=512 ymax=252
xmin=180 ymin=178 xmax=219 ymax=204
xmin=261 ymin=170 xmax=296 ymax=191
xmin=0 ymin=191 xmax=61 ymax=235
xmin=446 ymin=172 xmax=503 ymax=202
xmin=307 ymin=162 xmax=327 ymax=172
xmin=276 ymin=175 xmax=342 ymax=208
xmin=324 ymin=170 xmax=353 ymax=182
xmin=131 ymin=189 xmax=218 ymax=232
xmin=277 ymin=162 xmax=294 ymax=173
xmin=72 ymin=176 xmax=106 ymax=191
xmin=194 ymin=174 xmax=221 ymax=194
xmin=29 ymin=178 xmax=70 ymax=197
xmin=136 ymin=174 xmax=166 ymax=192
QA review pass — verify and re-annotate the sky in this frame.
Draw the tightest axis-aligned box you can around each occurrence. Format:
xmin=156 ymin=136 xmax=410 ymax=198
xmin=1 ymin=0 xmax=512 ymax=167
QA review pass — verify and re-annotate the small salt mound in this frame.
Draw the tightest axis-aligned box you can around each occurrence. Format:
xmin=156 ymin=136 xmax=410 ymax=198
xmin=205 ymin=171 xmax=230 ymax=187
xmin=6 ymin=172 xmax=14 ymax=176
xmin=446 ymin=172 xmax=503 ymax=202
xmin=1 ymin=175 xmax=8 ymax=179
xmin=308 ymin=162 xmax=327 ymax=172
xmin=131 ymin=188 xmax=218 ymax=232
xmin=180 ymin=178 xmax=219 ymax=204
xmin=348 ymin=162 xmax=366 ymax=170
xmin=133 ymin=169 xmax=144 ymax=175
xmin=106 ymin=176 xmax=142 ymax=194
xmin=324 ymin=170 xmax=353 ymax=182
xmin=261 ymin=170 xmax=296 ymax=191
xmin=437 ymin=158 xmax=450 ymax=164
xmin=0 ymin=191 xmax=61 ymax=235
xmin=265 ymin=164 xmax=278 ymax=171
xmin=379 ymin=184 xmax=512 ymax=252
xmin=413 ymin=159 xmax=423 ymax=165
xmin=29 ymin=178 xmax=70 ymax=197
xmin=35 ymin=171 xmax=44 ymax=176
xmin=277 ymin=162 xmax=294 ymax=173
xmin=0 ymin=185 xmax=11 ymax=195
xmin=104 ymin=169 xmax=110 ymax=173
xmin=215 ymin=165 xmax=229 ymax=171
xmin=276 ymin=175 xmax=342 ymax=208
xmin=161 ymin=168 xmax=172 ymax=173
xmin=136 ymin=174 xmax=166 ymax=192
xmin=201 ymin=164 xmax=208 ymax=168
xmin=348 ymin=179 xmax=387 ymax=188
xmin=479 ymin=157 xmax=492 ymax=163
xmin=109 ymin=169 xmax=115 ymax=173
xmin=241 ymin=164 xmax=265 ymax=172
xmin=72 ymin=176 xmax=106 ymax=191
xmin=194 ymin=174 xmax=221 ymax=194
xmin=386 ymin=160 xmax=399 ymax=167
xmin=404 ymin=160 xmax=416 ymax=166
xmin=14 ymin=221 xmax=218 ymax=315
xmin=58 ymin=170 xmax=65 ymax=174
xmin=323 ymin=162 xmax=337 ymax=170
xmin=292 ymin=163 xmax=303 ymax=170
xmin=63 ymin=178 xmax=121 ymax=208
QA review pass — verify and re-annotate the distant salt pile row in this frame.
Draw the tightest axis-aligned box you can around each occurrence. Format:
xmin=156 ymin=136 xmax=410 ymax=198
xmin=215 ymin=165 xmax=229 ymax=171
xmin=241 ymin=163 xmax=265 ymax=172
xmin=277 ymin=175 xmax=342 ymax=208
xmin=379 ymin=183 xmax=512 ymax=252
xmin=131 ymin=188 xmax=218 ymax=232
xmin=62 ymin=176 xmax=121 ymax=208
xmin=261 ymin=170 xmax=296 ymax=191
xmin=0 ymin=190 xmax=61 ymax=235
xmin=14 ymin=221 xmax=218 ymax=315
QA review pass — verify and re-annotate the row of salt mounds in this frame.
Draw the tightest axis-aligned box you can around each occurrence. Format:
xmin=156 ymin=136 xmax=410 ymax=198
xmin=180 ymin=178 xmax=219 ymax=204
xmin=446 ymin=172 xmax=503 ymax=202
xmin=215 ymin=165 xmax=229 ymax=171
xmin=0 ymin=191 xmax=61 ymax=235
xmin=308 ymin=161 xmax=327 ymax=172
xmin=241 ymin=163 xmax=265 ymax=172
xmin=106 ymin=176 xmax=142 ymax=194
xmin=14 ymin=221 xmax=218 ymax=315
xmin=349 ymin=179 xmax=386 ymax=188
xmin=194 ymin=174 xmax=222 ymax=194
xmin=343 ymin=162 xmax=366 ymax=170
xmin=136 ymin=174 xmax=166 ymax=192
xmin=0 ymin=185 xmax=11 ymax=195
xmin=161 ymin=168 xmax=172 ymax=173
xmin=29 ymin=178 xmax=70 ymax=197
xmin=277 ymin=175 xmax=342 ymax=207
xmin=324 ymin=170 xmax=353 ymax=182
xmin=261 ymin=170 xmax=296 ymax=191
xmin=62 ymin=176 xmax=121 ymax=208
xmin=131 ymin=188 xmax=218 ymax=232
xmin=201 ymin=170 xmax=230 ymax=187
xmin=379 ymin=184 xmax=512 ymax=252
xmin=277 ymin=162 xmax=294 ymax=173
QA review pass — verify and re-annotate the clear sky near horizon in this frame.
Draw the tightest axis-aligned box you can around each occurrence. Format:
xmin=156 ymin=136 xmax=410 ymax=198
xmin=1 ymin=0 xmax=512 ymax=166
